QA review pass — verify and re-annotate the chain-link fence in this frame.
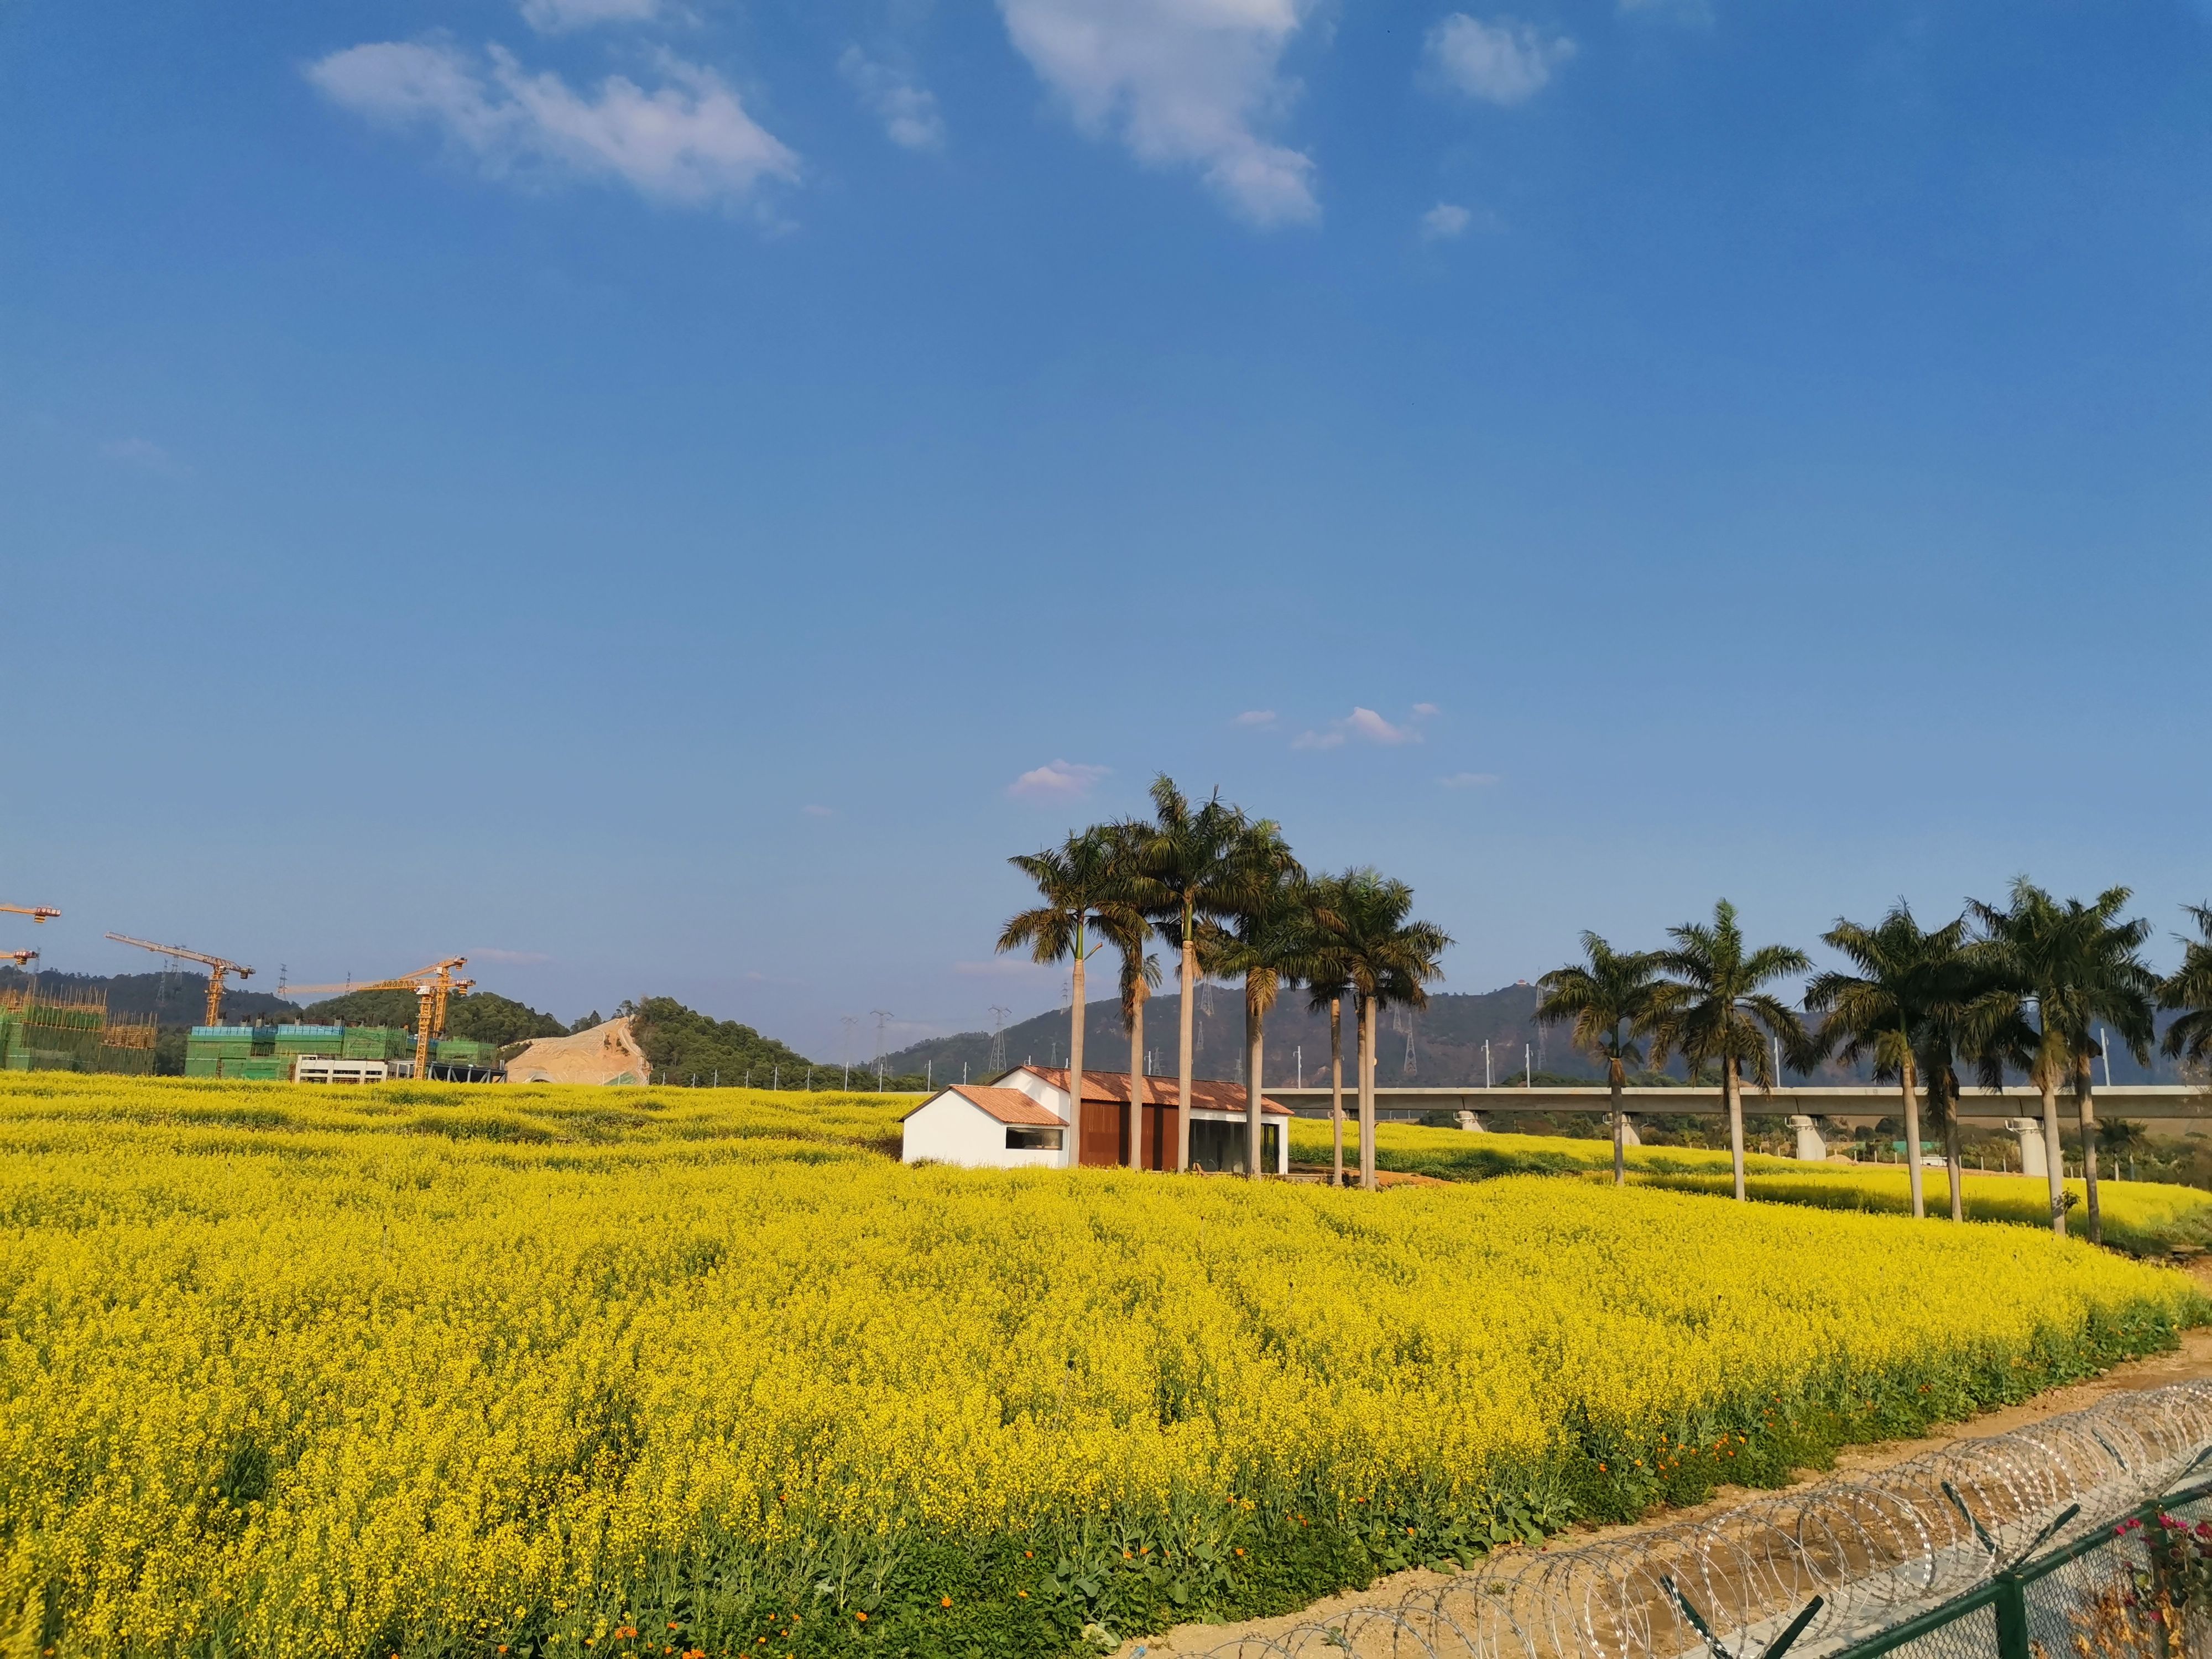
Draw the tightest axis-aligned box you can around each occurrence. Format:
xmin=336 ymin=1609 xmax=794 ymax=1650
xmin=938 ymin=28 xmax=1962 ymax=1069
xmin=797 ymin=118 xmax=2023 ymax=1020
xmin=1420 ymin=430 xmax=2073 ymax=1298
xmin=1190 ymin=1384 xmax=2212 ymax=1659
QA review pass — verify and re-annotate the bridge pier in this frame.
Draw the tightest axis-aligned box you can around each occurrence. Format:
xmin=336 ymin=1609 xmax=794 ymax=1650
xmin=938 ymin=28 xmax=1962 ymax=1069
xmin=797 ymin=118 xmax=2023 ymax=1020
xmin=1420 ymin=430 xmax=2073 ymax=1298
xmin=2004 ymin=1117 xmax=2048 ymax=1178
xmin=1788 ymin=1115 xmax=1828 ymax=1161
xmin=1454 ymin=1110 xmax=1486 ymax=1133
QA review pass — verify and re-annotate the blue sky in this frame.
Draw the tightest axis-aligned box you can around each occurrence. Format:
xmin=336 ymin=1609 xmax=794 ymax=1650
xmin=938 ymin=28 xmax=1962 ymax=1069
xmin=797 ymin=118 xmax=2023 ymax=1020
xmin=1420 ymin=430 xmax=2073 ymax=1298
xmin=6 ymin=0 xmax=2211 ymax=1060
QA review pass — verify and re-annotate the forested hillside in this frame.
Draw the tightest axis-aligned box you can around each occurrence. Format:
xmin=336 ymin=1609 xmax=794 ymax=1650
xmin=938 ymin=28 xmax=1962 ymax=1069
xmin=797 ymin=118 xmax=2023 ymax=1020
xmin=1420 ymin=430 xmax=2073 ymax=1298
xmin=299 ymin=989 xmax=568 ymax=1046
xmin=0 ymin=968 xmax=299 ymax=1025
xmin=627 ymin=997 xmax=826 ymax=1086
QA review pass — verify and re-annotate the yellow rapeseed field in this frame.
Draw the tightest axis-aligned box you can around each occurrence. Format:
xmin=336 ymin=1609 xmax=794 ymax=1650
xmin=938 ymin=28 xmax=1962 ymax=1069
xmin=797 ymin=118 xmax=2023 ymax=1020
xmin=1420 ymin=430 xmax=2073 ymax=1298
xmin=1286 ymin=1119 xmax=2212 ymax=1255
xmin=0 ymin=1074 xmax=2202 ymax=1659
xmin=1638 ymin=1166 xmax=2212 ymax=1254
xmin=1285 ymin=1117 xmax=1807 ymax=1177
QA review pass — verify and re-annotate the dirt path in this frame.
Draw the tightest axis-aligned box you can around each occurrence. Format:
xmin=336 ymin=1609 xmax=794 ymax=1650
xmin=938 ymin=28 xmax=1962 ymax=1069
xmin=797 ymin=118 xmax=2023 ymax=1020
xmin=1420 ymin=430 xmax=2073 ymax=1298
xmin=1118 ymin=1266 xmax=2212 ymax=1656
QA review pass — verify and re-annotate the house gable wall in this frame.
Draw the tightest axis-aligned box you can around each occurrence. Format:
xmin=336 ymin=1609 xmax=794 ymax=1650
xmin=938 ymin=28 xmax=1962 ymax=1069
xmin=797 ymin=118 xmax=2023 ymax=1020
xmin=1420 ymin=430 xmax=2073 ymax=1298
xmin=900 ymin=1091 xmax=1065 ymax=1169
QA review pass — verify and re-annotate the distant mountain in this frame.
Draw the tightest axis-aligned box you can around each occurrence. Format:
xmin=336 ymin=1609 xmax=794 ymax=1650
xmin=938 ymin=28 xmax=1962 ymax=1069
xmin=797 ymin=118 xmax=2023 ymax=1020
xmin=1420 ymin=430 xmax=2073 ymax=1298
xmin=879 ymin=983 xmax=1584 ymax=1088
xmin=881 ymin=982 xmax=2204 ymax=1089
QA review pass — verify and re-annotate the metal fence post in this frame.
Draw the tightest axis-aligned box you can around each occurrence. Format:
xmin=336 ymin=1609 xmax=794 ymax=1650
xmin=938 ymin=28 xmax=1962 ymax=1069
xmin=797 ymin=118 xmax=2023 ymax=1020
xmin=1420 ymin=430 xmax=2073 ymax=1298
xmin=1993 ymin=1573 xmax=2032 ymax=1659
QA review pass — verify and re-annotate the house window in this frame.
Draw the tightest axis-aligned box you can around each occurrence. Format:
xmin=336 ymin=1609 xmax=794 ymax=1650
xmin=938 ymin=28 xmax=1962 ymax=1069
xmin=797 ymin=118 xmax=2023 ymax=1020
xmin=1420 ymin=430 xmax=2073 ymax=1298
xmin=1189 ymin=1119 xmax=1279 ymax=1173
xmin=1005 ymin=1126 xmax=1063 ymax=1150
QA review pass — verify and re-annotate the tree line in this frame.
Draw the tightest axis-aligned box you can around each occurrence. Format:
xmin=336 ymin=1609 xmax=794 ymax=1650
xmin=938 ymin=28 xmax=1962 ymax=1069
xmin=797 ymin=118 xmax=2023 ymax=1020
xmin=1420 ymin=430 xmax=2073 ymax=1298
xmin=1002 ymin=781 xmax=2212 ymax=1242
xmin=1537 ymin=885 xmax=2212 ymax=1248
xmin=1000 ymin=774 xmax=1448 ymax=1190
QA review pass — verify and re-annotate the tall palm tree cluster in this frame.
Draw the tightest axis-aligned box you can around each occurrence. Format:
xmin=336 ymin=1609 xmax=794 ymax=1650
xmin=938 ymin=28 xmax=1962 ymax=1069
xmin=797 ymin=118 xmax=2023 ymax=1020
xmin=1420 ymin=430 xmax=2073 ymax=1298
xmin=999 ymin=775 xmax=1451 ymax=1191
xmin=1537 ymin=882 xmax=2212 ymax=1246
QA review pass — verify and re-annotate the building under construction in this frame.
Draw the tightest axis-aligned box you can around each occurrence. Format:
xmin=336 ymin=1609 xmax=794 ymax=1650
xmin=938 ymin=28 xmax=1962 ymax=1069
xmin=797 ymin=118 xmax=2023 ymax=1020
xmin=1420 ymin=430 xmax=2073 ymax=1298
xmin=185 ymin=1024 xmax=503 ymax=1083
xmin=0 ymin=987 xmax=159 ymax=1073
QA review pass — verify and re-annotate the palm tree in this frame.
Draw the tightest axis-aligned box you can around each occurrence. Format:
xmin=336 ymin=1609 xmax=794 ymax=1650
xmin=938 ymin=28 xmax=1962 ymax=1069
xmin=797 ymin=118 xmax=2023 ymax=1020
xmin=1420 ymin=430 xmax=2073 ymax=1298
xmin=1108 ymin=907 xmax=1160 ymax=1166
xmin=1129 ymin=777 xmax=1251 ymax=1172
xmin=1095 ymin=821 xmax=1165 ymax=1168
xmin=1973 ymin=880 xmax=2156 ymax=1246
xmin=1802 ymin=904 xmax=1970 ymax=1221
xmin=1913 ymin=1001 xmax=1978 ymax=1224
xmin=1210 ymin=842 xmax=1310 ymax=1179
xmin=1307 ymin=869 xmax=1450 ymax=1191
xmin=2158 ymin=904 xmax=2212 ymax=1076
xmin=1537 ymin=933 xmax=1663 ymax=1186
xmin=1649 ymin=900 xmax=1811 ymax=1202
xmin=1965 ymin=884 xmax=2078 ymax=1235
xmin=998 ymin=827 xmax=1123 ymax=1165
xmin=1302 ymin=872 xmax=1356 ymax=1188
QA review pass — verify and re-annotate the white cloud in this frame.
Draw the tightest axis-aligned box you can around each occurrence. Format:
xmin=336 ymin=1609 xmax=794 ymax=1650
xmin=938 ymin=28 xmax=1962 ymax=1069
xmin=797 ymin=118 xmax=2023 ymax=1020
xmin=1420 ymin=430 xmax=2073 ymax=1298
xmin=1439 ymin=771 xmax=1500 ymax=788
xmin=996 ymin=0 xmax=1320 ymax=226
xmin=838 ymin=48 xmax=945 ymax=150
xmin=1423 ymin=14 xmax=1575 ymax=107
xmin=1345 ymin=706 xmax=1418 ymax=744
xmin=518 ymin=0 xmax=659 ymax=34
xmin=1292 ymin=706 xmax=1422 ymax=749
xmin=1006 ymin=759 xmax=1110 ymax=800
xmin=1232 ymin=708 xmax=1278 ymax=728
xmin=100 ymin=437 xmax=191 ymax=479
xmin=1421 ymin=202 xmax=1471 ymax=240
xmin=1411 ymin=701 xmax=1440 ymax=718
xmin=306 ymin=39 xmax=799 ymax=207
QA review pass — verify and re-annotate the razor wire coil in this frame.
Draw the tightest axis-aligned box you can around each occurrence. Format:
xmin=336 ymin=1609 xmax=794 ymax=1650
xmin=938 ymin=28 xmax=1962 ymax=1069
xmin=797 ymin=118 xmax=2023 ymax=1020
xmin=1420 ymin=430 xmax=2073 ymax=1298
xmin=1188 ymin=1382 xmax=2212 ymax=1659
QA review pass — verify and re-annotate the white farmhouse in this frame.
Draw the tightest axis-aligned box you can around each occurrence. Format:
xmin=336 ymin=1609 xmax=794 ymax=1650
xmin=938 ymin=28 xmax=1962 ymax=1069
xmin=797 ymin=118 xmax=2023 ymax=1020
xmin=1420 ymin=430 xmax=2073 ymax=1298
xmin=900 ymin=1066 xmax=1291 ymax=1173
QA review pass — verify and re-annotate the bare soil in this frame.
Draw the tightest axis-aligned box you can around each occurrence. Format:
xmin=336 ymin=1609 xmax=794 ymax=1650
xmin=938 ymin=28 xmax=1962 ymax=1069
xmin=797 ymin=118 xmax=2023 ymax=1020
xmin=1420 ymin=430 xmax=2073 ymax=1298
xmin=1115 ymin=1261 xmax=2212 ymax=1656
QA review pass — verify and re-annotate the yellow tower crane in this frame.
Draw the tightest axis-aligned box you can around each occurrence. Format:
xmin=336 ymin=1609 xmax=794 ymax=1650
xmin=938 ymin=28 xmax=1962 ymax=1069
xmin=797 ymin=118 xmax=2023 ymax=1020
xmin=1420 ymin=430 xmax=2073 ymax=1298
xmin=3 ymin=907 xmax=59 ymax=982
xmin=280 ymin=958 xmax=473 ymax=1078
xmin=105 ymin=933 xmax=255 ymax=1026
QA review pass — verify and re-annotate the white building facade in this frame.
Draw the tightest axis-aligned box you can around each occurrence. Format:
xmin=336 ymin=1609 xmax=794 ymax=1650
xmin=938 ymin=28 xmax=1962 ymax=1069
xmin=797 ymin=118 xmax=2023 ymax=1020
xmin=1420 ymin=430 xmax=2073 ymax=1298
xmin=900 ymin=1066 xmax=1291 ymax=1173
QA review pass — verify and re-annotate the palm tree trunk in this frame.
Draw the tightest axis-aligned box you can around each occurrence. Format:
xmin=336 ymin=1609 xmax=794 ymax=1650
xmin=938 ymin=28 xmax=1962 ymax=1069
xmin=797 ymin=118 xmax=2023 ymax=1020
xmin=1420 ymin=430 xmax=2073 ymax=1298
xmin=1127 ymin=978 xmax=1145 ymax=1170
xmin=1176 ymin=928 xmax=1195 ymax=1173
xmin=1329 ymin=995 xmax=1345 ymax=1189
xmin=1609 ymin=1055 xmax=1626 ymax=1187
xmin=1359 ymin=994 xmax=1378 ymax=1192
xmin=2075 ymin=1052 xmax=2103 ymax=1246
xmin=1067 ymin=944 xmax=1086 ymax=1172
xmin=1941 ymin=1072 xmax=1964 ymax=1222
xmin=2038 ymin=1068 xmax=2065 ymax=1237
xmin=1901 ymin=1053 xmax=1924 ymax=1220
xmin=1725 ymin=1055 xmax=1746 ymax=1201
xmin=1245 ymin=976 xmax=1263 ymax=1180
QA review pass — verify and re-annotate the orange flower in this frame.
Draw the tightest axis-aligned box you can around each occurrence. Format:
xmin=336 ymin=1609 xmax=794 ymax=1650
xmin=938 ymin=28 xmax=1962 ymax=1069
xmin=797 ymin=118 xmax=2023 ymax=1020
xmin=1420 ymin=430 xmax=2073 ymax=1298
xmin=855 ymin=1612 xmax=868 ymax=1623
xmin=1018 ymin=1590 xmax=1029 ymax=1599
xmin=1234 ymin=1547 xmax=1244 ymax=1556
xmin=941 ymin=1598 xmax=952 ymax=1608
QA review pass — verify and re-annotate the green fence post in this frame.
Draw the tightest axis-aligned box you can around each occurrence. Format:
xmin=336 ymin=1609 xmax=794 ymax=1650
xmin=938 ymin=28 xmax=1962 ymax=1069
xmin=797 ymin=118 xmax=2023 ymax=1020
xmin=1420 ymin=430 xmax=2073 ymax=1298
xmin=1993 ymin=1573 xmax=2031 ymax=1659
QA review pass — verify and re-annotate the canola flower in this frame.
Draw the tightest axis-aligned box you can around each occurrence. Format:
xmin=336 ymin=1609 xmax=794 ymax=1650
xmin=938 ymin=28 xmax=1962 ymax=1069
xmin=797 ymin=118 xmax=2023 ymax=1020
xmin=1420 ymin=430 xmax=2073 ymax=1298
xmin=1286 ymin=1119 xmax=1809 ymax=1179
xmin=1288 ymin=1119 xmax=2212 ymax=1256
xmin=1637 ymin=1167 xmax=2212 ymax=1256
xmin=0 ymin=1074 xmax=2202 ymax=1659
